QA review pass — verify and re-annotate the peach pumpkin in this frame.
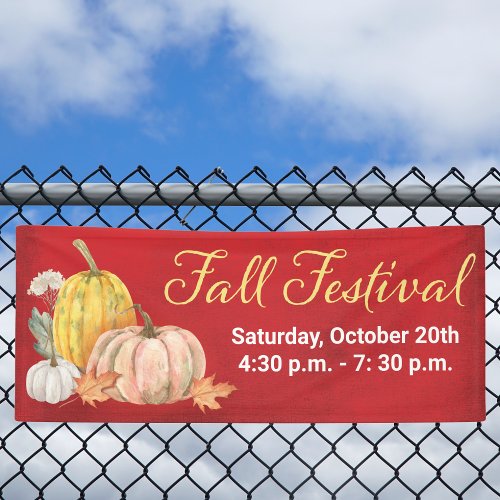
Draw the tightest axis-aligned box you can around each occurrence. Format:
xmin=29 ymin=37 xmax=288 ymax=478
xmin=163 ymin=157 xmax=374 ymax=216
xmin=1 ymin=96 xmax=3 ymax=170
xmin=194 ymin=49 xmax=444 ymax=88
xmin=86 ymin=304 xmax=206 ymax=405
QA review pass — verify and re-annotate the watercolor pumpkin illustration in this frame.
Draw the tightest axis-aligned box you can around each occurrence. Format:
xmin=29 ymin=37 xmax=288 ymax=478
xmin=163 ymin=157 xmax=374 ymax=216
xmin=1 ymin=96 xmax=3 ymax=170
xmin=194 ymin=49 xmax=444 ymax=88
xmin=86 ymin=304 xmax=206 ymax=405
xmin=26 ymin=358 xmax=80 ymax=404
xmin=26 ymin=240 xmax=235 ymax=412
xmin=53 ymin=239 xmax=136 ymax=370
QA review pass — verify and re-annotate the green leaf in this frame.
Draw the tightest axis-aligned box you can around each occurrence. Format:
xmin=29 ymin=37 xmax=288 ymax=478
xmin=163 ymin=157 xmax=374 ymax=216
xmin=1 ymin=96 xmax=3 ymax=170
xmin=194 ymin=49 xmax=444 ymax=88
xmin=28 ymin=308 xmax=46 ymax=342
xmin=28 ymin=307 xmax=61 ymax=360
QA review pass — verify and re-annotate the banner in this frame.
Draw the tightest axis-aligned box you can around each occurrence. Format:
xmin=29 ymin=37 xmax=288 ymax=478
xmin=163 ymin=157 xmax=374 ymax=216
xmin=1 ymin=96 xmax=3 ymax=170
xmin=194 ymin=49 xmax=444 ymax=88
xmin=15 ymin=225 xmax=485 ymax=423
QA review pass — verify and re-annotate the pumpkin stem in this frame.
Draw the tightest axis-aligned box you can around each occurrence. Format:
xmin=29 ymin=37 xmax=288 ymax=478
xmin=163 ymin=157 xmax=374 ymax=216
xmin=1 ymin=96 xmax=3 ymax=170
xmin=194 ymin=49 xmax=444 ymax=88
xmin=119 ymin=304 xmax=156 ymax=338
xmin=73 ymin=239 xmax=100 ymax=276
xmin=50 ymin=352 xmax=58 ymax=367
xmin=48 ymin=323 xmax=58 ymax=367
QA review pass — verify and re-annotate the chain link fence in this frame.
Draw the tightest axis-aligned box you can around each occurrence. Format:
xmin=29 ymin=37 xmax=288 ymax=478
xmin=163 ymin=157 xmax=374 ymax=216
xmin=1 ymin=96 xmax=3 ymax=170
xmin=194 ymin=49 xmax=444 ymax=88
xmin=0 ymin=166 xmax=499 ymax=499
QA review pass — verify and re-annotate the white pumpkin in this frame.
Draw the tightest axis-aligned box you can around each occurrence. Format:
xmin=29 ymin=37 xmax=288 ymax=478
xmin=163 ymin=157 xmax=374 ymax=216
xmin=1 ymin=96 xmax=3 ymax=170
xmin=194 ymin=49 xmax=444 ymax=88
xmin=26 ymin=359 xmax=80 ymax=404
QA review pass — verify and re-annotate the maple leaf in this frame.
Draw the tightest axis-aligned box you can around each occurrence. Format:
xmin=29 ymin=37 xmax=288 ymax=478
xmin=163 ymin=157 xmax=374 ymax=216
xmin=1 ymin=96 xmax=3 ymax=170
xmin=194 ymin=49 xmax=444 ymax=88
xmin=189 ymin=374 xmax=237 ymax=413
xmin=72 ymin=370 xmax=121 ymax=408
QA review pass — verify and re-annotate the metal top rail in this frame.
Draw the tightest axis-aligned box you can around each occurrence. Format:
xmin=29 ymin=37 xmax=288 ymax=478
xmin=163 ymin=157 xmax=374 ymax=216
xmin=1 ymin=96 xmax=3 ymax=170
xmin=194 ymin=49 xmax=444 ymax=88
xmin=1 ymin=182 xmax=499 ymax=207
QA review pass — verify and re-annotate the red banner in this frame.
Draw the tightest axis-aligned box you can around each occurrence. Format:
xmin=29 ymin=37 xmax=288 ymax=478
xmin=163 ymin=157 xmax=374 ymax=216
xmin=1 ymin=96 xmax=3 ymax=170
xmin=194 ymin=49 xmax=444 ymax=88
xmin=15 ymin=225 xmax=485 ymax=422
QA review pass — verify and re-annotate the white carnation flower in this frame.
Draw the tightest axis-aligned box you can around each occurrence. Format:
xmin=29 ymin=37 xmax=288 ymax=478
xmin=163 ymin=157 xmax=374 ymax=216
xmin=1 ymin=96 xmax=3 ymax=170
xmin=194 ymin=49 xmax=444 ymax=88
xmin=45 ymin=269 xmax=65 ymax=290
xmin=27 ymin=269 xmax=65 ymax=296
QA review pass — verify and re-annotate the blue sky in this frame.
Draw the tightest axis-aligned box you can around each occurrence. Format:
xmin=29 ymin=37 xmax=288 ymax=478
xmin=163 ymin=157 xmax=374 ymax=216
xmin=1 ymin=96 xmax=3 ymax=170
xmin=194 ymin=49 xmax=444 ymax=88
xmin=0 ymin=38 xmax=376 ymax=182
xmin=2 ymin=1 xmax=500 ymax=235
xmin=2 ymin=2 xmax=499 ymax=183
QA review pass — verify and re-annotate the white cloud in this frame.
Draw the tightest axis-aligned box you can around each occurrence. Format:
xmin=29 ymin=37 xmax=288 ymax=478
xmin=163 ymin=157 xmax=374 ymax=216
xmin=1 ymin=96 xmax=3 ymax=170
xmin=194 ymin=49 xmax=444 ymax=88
xmin=0 ymin=0 xmax=224 ymax=125
xmin=2 ymin=1 xmax=500 ymax=160
xmin=216 ymin=1 xmax=500 ymax=159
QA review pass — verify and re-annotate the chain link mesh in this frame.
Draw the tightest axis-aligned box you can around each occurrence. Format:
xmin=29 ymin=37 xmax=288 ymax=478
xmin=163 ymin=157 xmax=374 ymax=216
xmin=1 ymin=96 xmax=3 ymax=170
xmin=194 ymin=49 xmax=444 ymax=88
xmin=0 ymin=166 xmax=499 ymax=499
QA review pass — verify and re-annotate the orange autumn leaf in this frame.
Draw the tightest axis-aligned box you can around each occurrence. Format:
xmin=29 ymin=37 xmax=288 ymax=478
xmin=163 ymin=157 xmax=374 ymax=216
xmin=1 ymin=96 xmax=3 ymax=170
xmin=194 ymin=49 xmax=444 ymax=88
xmin=189 ymin=374 xmax=237 ymax=413
xmin=73 ymin=370 xmax=121 ymax=408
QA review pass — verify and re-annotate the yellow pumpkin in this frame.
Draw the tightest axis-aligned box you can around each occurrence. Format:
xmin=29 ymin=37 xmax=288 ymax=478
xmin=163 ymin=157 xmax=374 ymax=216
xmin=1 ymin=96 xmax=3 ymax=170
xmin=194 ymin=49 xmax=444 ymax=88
xmin=53 ymin=239 xmax=136 ymax=370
